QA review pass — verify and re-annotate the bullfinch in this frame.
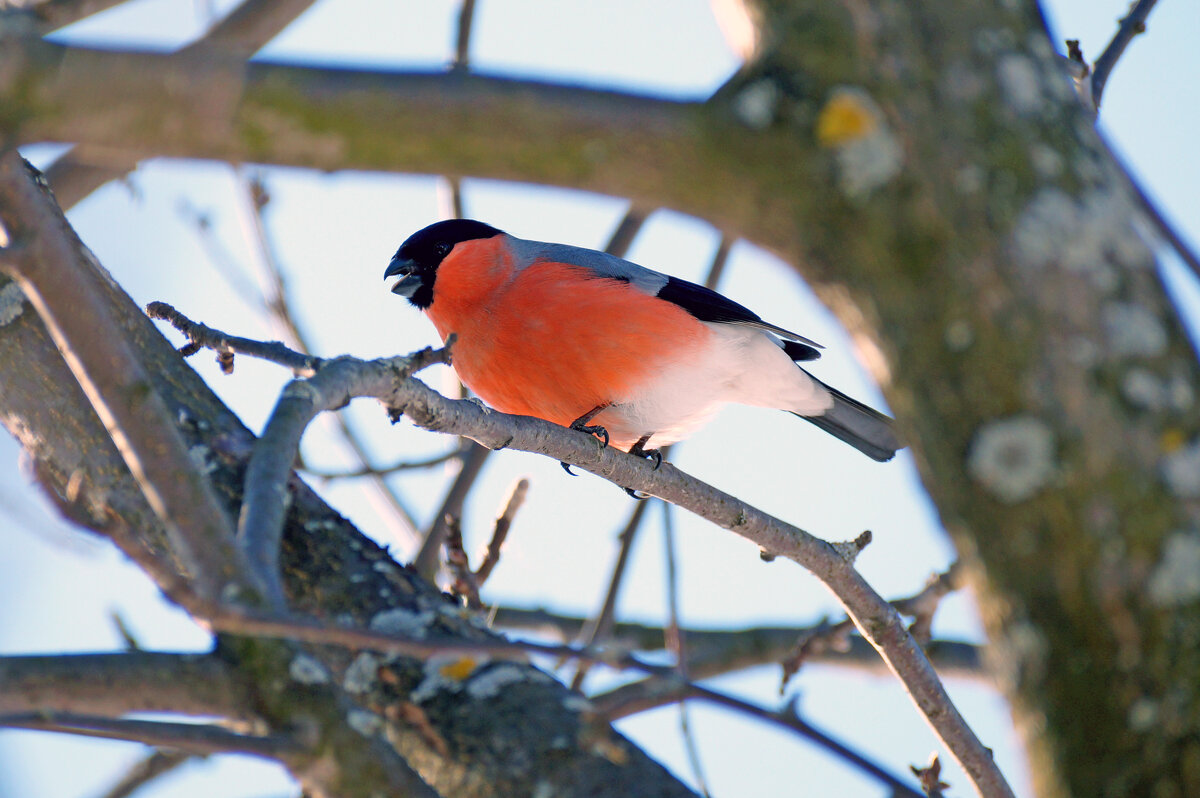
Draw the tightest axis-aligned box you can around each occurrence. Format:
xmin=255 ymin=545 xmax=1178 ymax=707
xmin=385 ymin=219 xmax=900 ymax=463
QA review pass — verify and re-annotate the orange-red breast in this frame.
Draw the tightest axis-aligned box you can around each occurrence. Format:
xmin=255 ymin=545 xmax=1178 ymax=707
xmin=385 ymin=219 xmax=900 ymax=461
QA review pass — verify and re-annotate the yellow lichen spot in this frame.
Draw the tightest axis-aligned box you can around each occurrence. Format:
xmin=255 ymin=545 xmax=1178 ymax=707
xmin=438 ymin=657 xmax=478 ymax=681
xmin=816 ymin=91 xmax=879 ymax=147
xmin=1161 ymin=428 xmax=1187 ymax=453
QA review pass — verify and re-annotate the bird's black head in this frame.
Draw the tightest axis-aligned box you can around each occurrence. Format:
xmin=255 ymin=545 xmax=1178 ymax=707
xmin=385 ymin=219 xmax=504 ymax=309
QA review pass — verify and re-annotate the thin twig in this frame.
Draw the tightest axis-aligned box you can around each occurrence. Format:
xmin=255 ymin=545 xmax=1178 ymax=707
xmin=450 ymin=0 xmax=478 ymax=72
xmin=444 ymin=515 xmax=482 ymax=608
xmin=302 ymin=446 xmax=463 ymax=480
xmin=413 ymin=441 xmax=491 ymax=581
xmin=662 ymin=501 xmax=710 ymax=797
xmin=146 ymin=300 xmax=321 ymax=374
xmin=627 ymin=687 xmax=925 ymax=798
xmin=570 ymin=499 xmax=652 ymax=691
xmin=180 ymin=0 xmax=318 ymax=59
xmin=605 ymin=204 xmax=651 ymax=258
xmin=1091 ymin=0 xmax=1159 ymax=110
xmin=95 ymin=750 xmax=195 ymax=798
xmin=781 ymin=561 xmax=964 ymax=690
xmin=474 ymin=477 xmax=530 ymax=585
xmin=491 ymin=607 xmax=986 ymax=681
xmin=0 ymin=712 xmax=302 ymax=760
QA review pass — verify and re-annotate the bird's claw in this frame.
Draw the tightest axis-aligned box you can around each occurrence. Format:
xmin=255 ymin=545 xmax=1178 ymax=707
xmin=561 ymin=461 xmax=577 ymax=476
xmin=628 ymin=437 xmax=662 ymax=471
xmin=570 ymin=422 xmax=610 ymax=447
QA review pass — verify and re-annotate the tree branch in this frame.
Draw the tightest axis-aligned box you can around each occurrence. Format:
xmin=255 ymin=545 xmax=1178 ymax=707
xmin=181 ymin=0 xmax=316 ymax=59
xmin=240 ymin=346 xmax=452 ymax=605
xmin=94 ymin=750 xmax=194 ymax=798
xmin=0 ymin=712 xmax=302 ymax=760
xmin=0 ymin=652 xmax=256 ymax=720
xmin=0 ymin=153 xmax=262 ymax=604
xmin=1091 ymin=0 xmax=1159 ymax=109
xmin=491 ymin=607 xmax=985 ymax=681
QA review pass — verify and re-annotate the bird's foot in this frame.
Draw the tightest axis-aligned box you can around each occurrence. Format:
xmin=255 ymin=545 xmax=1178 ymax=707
xmin=628 ymin=435 xmax=662 ymax=471
xmin=562 ymin=405 xmax=613 ymax=475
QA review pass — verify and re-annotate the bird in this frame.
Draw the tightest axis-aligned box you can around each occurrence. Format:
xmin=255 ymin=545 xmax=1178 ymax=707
xmin=384 ymin=219 xmax=900 ymax=464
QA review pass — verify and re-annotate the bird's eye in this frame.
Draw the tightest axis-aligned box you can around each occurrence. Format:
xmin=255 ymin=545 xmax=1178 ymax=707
xmin=435 ymin=242 xmax=451 ymax=257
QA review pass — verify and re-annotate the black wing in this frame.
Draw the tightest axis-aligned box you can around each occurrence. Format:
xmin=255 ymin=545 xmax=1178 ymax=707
xmin=656 ymin=276 xmax=823 ymax=361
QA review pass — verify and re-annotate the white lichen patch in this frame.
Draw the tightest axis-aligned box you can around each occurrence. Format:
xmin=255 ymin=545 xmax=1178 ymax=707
xmin=1146 ymin=530 xmax=1200 ymax=606
xmin=1122 ymin=368 xmax=1165 ymax=410
xmin=996 ymin=53 xmax=1043 ymax=115
xmin=563 ymin=695 xmax=594 ymax=713
xmin=343 ymin=651 xmax=382 ymax=694
xmin=732 ymin=79 xmax=780 ymax=130
xmin=1029 ymin=144 xmax=1063 ymax=180
xmin=1012 ymin=186 xmax=1152 ymax=284
xmin=967 ymin=416 xmax=1056 ymax=503
xmin=1128 ymin=697 xmax=1159 ymax=732
xmin=369 ymin=607 xmax=435 ymax=639
xmin=289 ymin=653 xmax=330 ymax=685
xmin=1167 ymin=373 xmax=1195 ymax=411
xmin=465 ymin=664 xmax=530 ymax=700
xmin=186 ymin=444 xmax=218 ymax=475
xmin=0 ymin=282 xmax=26 ymax=326
xmin=1161 ymin=441 xmax=1200 ymax=499
xmin=1102 ymin=302 xmax=1168 ymax=359
xmin=1012 ymin=188 xmax=1077 ymax=269
xmin=347 ymin=709 xmax=384 ymax=738
xmin=816 ymin=87 xmax=903 ymax=200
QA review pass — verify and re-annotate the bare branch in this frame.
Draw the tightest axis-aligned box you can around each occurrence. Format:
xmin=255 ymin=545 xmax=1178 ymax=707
xmin=147 ymin=300 xmax=321 ymax=374
xmin=570 ymin=500 xmax=652 ymax=690
xmin=412 ymin=440 xmax=491 ymax=580
xmin=450 ymin=0 xmax=477 ymax=72
xmin=1091 ymin=0 xmax=1159 ymax=109
xmin=0 ymin=652 xmax=256 ymax=721
xmin=604 ymin=204 xmax=651 ymax=259
xmin=444 ymin=515 xmax=481 ymax=608
xmin=239 ymin=345 xmax=452 ymax=605
xmin=781 ymin=562 xmax=964 ymax=689
xmin=490 ymin=607 xmax=985 ymax=681
xmin=591 ymin=686 xmax=925 ymax=798
xmin=474 ymin=477 xmax=530 ymax=585
xmin=0 ymin=153 xmax=261 ymax=604
xmin=17 ymin=0 xmax=129 ymax=32
xmin=181 ymin=0 xmax=317 ymax=60
xmin=0 ymin=712 xmax=302 ymax=760
xmin=302 ymin=446 xmax=463 ymax=480
xmin=95 ymin=750 xmax=194 ymax=798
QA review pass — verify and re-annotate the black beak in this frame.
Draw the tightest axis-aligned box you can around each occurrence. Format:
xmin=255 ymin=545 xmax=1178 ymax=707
xmin=385 ymin=256 xmax=421 ymax=297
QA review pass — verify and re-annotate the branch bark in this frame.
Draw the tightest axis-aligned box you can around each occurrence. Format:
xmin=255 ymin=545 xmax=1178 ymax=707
xmin=0 ymin=652 xmax=255 ymax=719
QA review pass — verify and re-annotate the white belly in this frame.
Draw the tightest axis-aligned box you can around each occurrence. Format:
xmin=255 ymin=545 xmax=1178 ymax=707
xmin=603 ymin=323 xmax=833 ymax=448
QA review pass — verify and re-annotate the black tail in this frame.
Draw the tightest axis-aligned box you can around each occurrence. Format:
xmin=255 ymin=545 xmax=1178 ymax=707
xmin=792 ymin=375 xmax=901 ymax=462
